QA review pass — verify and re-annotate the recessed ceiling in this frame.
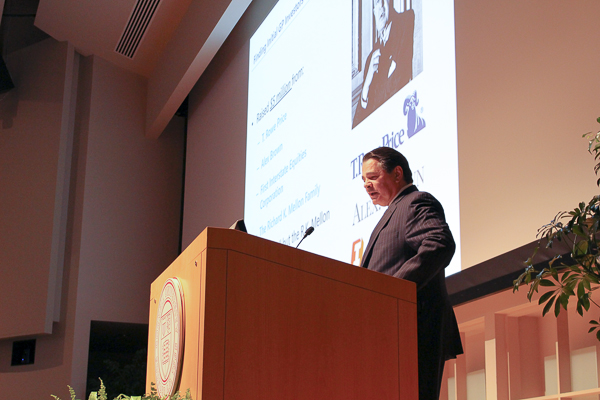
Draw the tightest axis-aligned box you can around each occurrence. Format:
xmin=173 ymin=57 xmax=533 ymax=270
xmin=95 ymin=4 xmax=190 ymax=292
xmin=2 ymin=0 xmax=252 ymax=137
xmin=33 ymin=0 xmax=193 ymax=78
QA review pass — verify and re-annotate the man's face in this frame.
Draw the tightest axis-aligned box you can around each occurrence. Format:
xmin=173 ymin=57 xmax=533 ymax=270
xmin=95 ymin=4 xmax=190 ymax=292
xmin=362 ymin=158 xmax=403 ymax=207
xmin=373 ymin=0 xmax=390 ymax=34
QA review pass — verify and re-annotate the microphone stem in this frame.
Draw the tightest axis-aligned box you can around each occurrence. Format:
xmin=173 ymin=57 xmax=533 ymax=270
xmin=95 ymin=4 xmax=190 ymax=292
xmin=296 ymin=235 xmax=307 ymax=249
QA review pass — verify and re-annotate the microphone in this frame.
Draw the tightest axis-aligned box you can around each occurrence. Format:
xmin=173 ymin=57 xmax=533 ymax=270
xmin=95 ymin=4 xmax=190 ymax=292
xmin=295 ymin=226 xmax=314 ymax=248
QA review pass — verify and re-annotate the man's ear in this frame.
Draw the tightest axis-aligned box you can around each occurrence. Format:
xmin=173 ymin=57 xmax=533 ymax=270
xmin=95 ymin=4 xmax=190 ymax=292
xmin=394 ymin=166 xmax=404 ymax=183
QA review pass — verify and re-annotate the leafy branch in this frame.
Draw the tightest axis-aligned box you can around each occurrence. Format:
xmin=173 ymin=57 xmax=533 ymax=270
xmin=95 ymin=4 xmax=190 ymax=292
xmin=52 ymin=379 xmax=192 ymax=400
xmin=513 ymin=117 xmax=600 ymax=340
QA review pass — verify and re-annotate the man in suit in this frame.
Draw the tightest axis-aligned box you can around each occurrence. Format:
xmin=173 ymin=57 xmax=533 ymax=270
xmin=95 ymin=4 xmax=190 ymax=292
xmin=360 ymin=147 xmax=462 ymax=400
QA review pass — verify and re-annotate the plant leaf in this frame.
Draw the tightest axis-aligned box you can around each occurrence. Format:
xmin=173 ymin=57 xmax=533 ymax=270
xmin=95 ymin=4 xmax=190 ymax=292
xmin=583 ymin=294 xmax=591 ymax=311
xmin=538 ymin=291 xmax=554 ymax=305
xmin=68 ymin=386 xmax=78 ymax=400
xmin=555 ymin=295 xmax=563 ymax=316
xmin=575 ymin=240 xmax=589 ymax=256
xmin=563 ymin=283 xmax=575 ymax=297
xmin=543 ymin=296 xmax=555 ymax=316
xmin=559 ymin=293 xmax=569 ymax=310
xmin=578 ymin=281 xmax=586 ymax=299
xmin=573 ymin=224 xmax=587 ymax=238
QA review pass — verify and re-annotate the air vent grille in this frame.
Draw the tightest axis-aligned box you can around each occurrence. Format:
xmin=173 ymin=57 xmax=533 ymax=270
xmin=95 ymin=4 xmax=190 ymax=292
xmin=115 ymin=0 xmax=161 ymax=59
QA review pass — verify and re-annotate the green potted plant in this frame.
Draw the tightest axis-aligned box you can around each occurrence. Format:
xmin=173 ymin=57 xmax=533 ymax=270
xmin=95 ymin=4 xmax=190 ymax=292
xmin=52 ymin=379 xmax=192 ymax=400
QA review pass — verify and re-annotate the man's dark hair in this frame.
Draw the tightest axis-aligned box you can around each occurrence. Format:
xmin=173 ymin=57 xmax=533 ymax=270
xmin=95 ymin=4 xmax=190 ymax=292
xmin=363 ymin=147 xmax=413 ymax=184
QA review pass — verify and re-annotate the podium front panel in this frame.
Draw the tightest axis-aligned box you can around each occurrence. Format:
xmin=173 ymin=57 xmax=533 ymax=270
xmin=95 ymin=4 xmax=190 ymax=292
xmin=147 ymin=228 xmax=418 ymax=400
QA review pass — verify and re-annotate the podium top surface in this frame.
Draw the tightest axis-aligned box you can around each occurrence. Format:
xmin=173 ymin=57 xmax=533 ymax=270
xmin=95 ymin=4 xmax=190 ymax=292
xmin=161 ymin=227 xmax=416 ymax=304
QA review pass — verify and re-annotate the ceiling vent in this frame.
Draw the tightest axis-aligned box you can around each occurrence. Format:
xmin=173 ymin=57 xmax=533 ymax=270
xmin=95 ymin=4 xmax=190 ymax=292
xmin=115 ymin=0 xmax=161 ymax=59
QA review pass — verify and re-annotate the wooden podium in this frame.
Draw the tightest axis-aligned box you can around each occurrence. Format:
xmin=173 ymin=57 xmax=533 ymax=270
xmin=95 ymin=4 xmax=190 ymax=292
xmin=147 ymin=227 xmax=418 ymax=400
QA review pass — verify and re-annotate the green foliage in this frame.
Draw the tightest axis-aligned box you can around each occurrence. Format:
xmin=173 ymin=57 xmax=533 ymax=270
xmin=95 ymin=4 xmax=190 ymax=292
xmin=51 ymin=385 xmax=80 ymax=400
xmin=144 ymin=383 xmax=192 ymax=400
xmin=513 ymin=118 xmax=600 ymax=340
xmin=52 ymin=380 xmax=193 ymax=400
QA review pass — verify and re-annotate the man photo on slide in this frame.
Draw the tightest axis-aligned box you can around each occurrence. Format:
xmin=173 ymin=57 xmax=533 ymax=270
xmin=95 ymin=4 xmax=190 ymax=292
xmin=352 ymin=0 xmax=415 ymax=128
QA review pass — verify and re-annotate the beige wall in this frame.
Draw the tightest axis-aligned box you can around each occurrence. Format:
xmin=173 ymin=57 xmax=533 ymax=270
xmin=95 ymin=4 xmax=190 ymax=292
xmin=0 ymin=39 xmax=73 ymax=338
xmin=0 ymin=39 xmax=184 ymax=398
xmin=67 ymin=55 xmax=184 ymax=396
xmin=182 ymin=0 xmax=279 ymax=248
xmin=182 ymin=41 xmax=249 ymax=248
xmin=456 ymin=0 xmax=600 ymax=268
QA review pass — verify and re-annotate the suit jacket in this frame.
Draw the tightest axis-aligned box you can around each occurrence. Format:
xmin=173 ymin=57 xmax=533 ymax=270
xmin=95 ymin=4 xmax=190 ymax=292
xmin=361 ymin=185 xmax=463 ymax=361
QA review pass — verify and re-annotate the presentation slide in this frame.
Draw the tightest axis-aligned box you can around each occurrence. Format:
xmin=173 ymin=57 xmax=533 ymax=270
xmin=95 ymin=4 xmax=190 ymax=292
xmin=245 ymin=0 xmax=461 ymax=274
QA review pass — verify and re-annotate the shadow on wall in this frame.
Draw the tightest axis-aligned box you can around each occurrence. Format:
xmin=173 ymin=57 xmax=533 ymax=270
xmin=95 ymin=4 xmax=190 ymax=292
xmin=86 ymin=321 xmax=148 ymax=399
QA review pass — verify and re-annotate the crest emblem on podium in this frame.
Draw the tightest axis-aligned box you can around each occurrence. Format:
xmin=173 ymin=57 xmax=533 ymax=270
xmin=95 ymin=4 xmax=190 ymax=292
xmin=155 ymin=277 xmax=185 ymax=397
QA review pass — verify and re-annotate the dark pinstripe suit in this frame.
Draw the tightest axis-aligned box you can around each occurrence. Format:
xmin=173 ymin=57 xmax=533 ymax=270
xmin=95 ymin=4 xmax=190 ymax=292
xmin=361 ymin=185 xmax=463 ymax=400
